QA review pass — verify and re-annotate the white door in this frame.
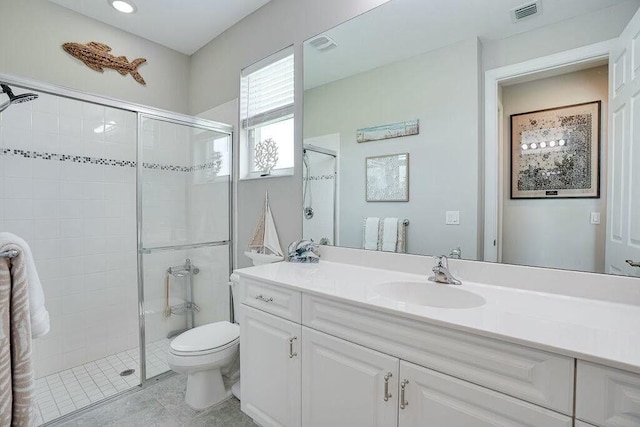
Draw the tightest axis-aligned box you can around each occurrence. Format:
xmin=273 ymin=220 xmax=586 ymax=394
xmin=606 ymin=7 xmax=640 ymax=277
xmin=240 ymin=305 xmax=301 ymax=427
xmin=397 ymin=361 xmax=572 ymax=427
xmin=301 ymin=327 xmax=399 ymax=427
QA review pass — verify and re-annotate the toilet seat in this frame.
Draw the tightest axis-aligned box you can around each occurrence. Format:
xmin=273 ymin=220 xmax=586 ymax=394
xmin=170 ymin=321 xmax=239 ymax=357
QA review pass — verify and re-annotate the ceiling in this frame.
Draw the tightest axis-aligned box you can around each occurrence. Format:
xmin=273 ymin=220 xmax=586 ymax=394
xmin=48 ymin=0 xmax=271 ymax=55
xmin=304 ymin=0 xmax=640 ymax=89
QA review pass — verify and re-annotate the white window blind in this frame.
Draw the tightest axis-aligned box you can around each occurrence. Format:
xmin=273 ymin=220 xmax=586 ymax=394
xmin=240 ymin=53 xmax=294 ymax=129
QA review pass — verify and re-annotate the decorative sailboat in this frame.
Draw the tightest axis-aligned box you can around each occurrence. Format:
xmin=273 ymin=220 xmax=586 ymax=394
xmin=244 ymin=191 xmax=284 ymax=266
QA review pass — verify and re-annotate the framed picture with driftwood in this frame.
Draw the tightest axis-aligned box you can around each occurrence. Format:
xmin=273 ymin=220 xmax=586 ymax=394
xmin=365 ymin=153 xmax=409 ymax=202
xmin=510 ymin=101 xmax=600 ymax=199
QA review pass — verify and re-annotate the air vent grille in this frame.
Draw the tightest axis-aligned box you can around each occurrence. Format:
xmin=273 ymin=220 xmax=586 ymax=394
xmin=308 ymin=35 xmax=337 ymax=52
xmin=511 ymin=1 xmax=542 ymax=22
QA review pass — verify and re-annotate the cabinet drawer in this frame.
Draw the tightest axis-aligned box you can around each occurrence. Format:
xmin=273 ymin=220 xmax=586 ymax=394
xmin=303 ymin=294 xmax=574 ymax=415
xmin=239 ymin=277 xmax=301 ymax=322
xmin=576 ymin=361 xmax=640 ymax=427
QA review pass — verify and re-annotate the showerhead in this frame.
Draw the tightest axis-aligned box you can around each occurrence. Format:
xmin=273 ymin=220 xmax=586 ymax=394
xmin=0 ymin=84 xmax=38 ymax=112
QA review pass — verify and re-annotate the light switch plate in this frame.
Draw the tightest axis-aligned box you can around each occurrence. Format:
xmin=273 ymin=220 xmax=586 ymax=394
xmin=590 ymin=212 xmax=601 ymax=225
xmin=446 ymin=211 xmax=460 ymax=225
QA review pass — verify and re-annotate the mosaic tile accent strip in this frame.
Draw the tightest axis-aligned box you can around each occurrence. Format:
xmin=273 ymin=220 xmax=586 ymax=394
xmin=303 ymin=174 xmax=335 ymax=181
xmin=34 ymin=339 xmax=171 ymax=425
xmin=0 ymin=148 xmax=222 ymax=172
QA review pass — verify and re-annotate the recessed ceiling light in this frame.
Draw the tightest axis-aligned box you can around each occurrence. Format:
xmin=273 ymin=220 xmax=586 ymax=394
xmin=109 ymin=0 xmax=137 ymax=14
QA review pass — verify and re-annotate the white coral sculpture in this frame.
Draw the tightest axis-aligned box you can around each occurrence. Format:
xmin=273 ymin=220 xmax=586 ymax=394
xmin=254 ymin=138 xmax=279 ymax=174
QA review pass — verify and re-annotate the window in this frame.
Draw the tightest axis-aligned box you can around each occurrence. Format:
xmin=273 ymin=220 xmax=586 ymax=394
xmin=240 ymin=47 xmax=294 ymax=179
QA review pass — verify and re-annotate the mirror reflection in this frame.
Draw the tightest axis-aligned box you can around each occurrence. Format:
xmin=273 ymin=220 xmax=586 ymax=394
xmin=302 ymin=0 xmax=640 ymax=276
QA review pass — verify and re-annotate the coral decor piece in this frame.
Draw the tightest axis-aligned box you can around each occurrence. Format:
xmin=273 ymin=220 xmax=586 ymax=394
xmin=254 ymin=138 xmax=279 ymax=175
xmin=62 ymin=41 xmax=147 ymax=85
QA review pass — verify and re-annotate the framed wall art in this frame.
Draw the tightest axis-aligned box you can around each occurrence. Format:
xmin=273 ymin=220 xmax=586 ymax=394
xmin=510 ymin=101 xmax=600 ymax=199
xmin=357 ymin=119 xmax=419 ymax=143
xmin=365 ymin=153 xmax=409 ymax=202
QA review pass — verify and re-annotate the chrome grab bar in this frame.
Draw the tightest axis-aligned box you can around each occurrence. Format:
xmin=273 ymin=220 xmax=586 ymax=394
xmin=0 ymin=249 xmax=19 ymax=259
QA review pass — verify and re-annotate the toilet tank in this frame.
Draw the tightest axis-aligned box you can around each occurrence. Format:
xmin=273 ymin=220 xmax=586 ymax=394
xmin=229 ymin=273 xmax=241 ymax=324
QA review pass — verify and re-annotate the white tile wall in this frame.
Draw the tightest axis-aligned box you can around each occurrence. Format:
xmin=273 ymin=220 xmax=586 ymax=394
xmin=0 ymin=94 xmax=138 ymax=378
xmin=1 ymin=93 xmax=232 ymax=414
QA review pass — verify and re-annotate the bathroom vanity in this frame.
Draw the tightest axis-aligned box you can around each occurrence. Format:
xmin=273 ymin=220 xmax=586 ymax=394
xmin=235 ymin=248 xmax=640 ymax=427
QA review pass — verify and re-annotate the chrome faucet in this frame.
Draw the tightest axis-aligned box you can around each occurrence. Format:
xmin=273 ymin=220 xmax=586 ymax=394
xmin=428 ymin=255 xmax=462 ymax=285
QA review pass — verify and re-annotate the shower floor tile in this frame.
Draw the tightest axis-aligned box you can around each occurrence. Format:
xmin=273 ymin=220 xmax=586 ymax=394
xmin=34 ymin=338 xmax=171 ymax=425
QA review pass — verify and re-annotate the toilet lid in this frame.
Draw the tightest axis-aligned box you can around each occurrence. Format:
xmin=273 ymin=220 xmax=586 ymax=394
xmin=170 ymin=321 xmax=239 ymax=353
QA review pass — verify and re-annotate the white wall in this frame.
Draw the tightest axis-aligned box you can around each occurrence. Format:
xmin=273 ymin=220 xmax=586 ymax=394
xmin=482 ymin=2 xmax=636 ymax=71
xmin=189 ymin=0 xmax=390 ymax=267
xmin=304 ymin=39 xmax=480 ymax=259
xmin=501 ymin=65 xmax=609 ymax=273
xmin=0 ymin=0 xmax=190 ymax=113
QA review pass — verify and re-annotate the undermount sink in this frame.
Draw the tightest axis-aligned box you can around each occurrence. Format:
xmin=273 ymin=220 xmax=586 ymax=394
xmin=372 ymin=281 xmax=486 ymax=309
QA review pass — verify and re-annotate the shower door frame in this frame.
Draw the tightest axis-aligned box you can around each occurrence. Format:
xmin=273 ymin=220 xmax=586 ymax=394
xmin=0 ymin=73 xmax=234 ymax=388
xmin=303 ymin=144 xmax=337 ymax=246
xmin=136 ymin=113 xmax=233 ymax=383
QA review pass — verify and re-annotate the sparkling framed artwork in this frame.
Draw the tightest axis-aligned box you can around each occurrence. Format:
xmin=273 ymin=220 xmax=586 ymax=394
xmin=365 ymin=153 xmax=409 ymax=202
xmin=510 ymin=101 xmax=600 ymax=199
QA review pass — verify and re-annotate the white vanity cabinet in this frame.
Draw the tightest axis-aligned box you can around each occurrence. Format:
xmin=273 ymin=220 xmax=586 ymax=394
xmin=302 ymin=326 xmax=571 ymax=427
xmin=575 ymin=361 xmax=640 ymax=427
xmin=301 ymin=326 xmax=399 ymax=426
xmin=398 ymin=361 xmax=571 ymax=427
xmin=240 ymin=305 xmax=301 ymax=427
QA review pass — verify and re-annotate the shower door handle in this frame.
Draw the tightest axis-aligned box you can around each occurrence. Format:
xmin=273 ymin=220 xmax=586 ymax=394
xmin=626 ymin=260 xmax=640 ymax=267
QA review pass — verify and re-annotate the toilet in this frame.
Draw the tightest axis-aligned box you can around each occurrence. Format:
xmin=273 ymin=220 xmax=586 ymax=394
xmin=167 ymin=276 xmax=242 ymax=409
xmin=167 ymin=321 xmax=240 ymax=409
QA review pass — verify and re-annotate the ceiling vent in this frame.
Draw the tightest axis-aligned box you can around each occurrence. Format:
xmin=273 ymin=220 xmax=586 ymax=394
xmin=308 ymin=35 xmax=338 ymax=52
xmin=511 ymin=1 xmax=542 ymax=23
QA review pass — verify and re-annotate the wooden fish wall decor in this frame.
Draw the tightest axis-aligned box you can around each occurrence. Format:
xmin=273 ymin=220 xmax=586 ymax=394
xmin=62 ymin=41 xmax=147 ymax=85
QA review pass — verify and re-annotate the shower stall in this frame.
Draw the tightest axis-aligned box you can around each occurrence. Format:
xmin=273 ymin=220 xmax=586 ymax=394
xmin=302 ymin=145 xmax=337 ymax=245
xmin=0 ymin=77 xmax=232 ymax=424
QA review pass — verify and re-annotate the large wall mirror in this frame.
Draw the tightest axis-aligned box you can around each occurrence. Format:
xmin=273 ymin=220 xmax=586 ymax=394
xmin=302 ymin=0 xmax=640 ymax=277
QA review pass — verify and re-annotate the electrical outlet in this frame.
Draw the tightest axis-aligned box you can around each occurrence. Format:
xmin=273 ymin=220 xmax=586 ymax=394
xmin=590 ymin=212 xmax=601 ymax=225
xmin=446 ymin=211 xmax=460 ymax=225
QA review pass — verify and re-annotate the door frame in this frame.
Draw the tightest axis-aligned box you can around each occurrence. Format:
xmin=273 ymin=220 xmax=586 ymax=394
xmin=483 ymin=40 xmax=615 ymax=262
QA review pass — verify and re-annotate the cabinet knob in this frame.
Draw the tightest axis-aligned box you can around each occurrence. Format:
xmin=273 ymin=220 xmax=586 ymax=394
xmin=289 ymin=336 xmax=298 ymax=358
xmin=383 ymin=372 xmax=393 ymax=401
xmin=400 ymin=379 xmax=409 ymax=410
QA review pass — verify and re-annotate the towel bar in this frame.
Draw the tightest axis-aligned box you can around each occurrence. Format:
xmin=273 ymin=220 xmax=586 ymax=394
xmin=402 ymin=219 xmax=409 ymax=226
xmin=0 ymin=249 xmax=19 ymax=258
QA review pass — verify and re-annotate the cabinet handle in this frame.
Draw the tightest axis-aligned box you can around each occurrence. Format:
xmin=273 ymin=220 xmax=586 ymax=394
xmin=383 ymin=372 xmax=393 ymax=401
xmin=255 ymin=294 xmax=273 ymax=303
xmin=400 ymin=379 xmax=409 ymax=410
xmin=289 ymin=336 xmax=298 ymax=358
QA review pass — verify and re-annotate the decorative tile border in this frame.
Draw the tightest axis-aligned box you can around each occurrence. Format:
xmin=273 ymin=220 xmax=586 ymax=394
xmin=0 ymin=148 xmax=220 ymax=171
xmin=304 ymin=174 xmax=335 ymax=181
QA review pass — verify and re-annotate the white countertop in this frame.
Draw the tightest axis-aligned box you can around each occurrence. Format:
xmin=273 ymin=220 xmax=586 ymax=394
xmin=235 ymin=260 xmax=640 ymax=374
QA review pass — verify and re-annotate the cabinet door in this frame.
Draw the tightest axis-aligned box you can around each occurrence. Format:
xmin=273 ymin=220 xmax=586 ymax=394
xmin=398 ymin=361 xmax=572 ymax=427
xmin=302 ymin=327 xmax=399 ymax=427
xmin=240 ymin=305 xmax=301 ymax=427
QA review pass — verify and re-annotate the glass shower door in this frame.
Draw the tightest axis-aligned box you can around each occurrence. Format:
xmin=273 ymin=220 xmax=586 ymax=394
xmin=138 ymin=114 xmax=231 ymax=380
xmin=302 ymin=147 xmax=337 ymax=245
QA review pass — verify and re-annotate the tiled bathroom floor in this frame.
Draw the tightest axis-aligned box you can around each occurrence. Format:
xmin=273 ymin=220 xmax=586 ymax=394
xmin=48 ymin=374 xmax=255 ymax=427
xmin=35 ymin=339 xmax=171 ymax=425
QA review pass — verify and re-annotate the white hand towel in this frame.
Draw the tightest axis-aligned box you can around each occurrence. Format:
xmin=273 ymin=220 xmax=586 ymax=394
xmin=381 ymin=218 xmax=399 ymax=252
xmin=363 ymin=217 xmax=380 ymax=250
xmin=0 ymin=232 xmax=50 ymax=338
